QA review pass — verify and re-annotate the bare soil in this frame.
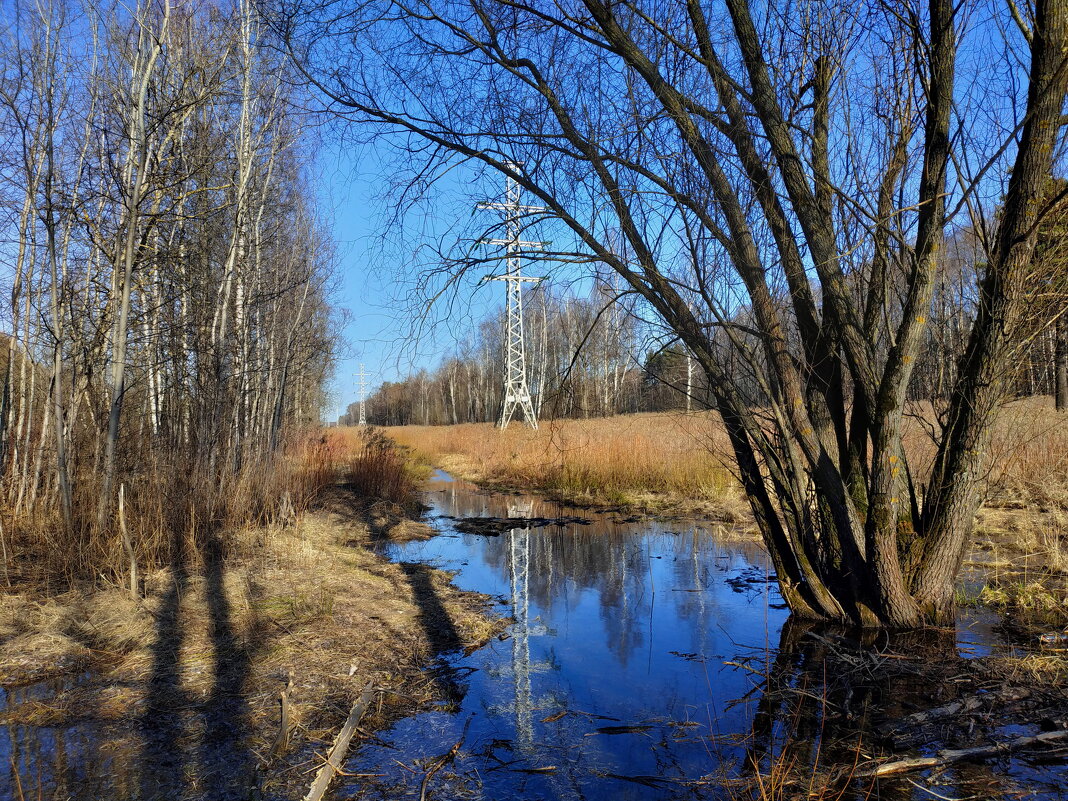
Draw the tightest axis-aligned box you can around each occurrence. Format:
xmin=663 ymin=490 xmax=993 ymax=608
xmin=0 ymin=482 xmax=505 ymax=800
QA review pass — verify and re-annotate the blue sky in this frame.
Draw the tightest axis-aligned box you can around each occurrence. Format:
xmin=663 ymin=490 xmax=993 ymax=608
xmin=316 ymin=140 xmax=514 ymax=421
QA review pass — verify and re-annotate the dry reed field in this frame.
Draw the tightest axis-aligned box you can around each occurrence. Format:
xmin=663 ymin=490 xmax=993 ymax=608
xmin=384 ymin=411 xmax=747 ymax=517
xmin=0 ymin=432 xmax=344 ymax=592
xmin=382 ymin=400 xmax=1068 ymax=580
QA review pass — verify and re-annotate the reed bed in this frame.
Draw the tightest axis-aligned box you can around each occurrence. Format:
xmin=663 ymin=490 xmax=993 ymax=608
xmin=382 ymin=412 xmax=745 ymax=514
xmin=380 ymin=399 xmax=1068 ymax=522
xmin=1 ymin=431 xmax=343 ymax=591
xmin=326 ymin=426 xmax=428 ymax=510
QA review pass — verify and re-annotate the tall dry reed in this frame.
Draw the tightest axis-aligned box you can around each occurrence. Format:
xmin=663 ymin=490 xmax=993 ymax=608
xmin=383 ymin=412 xmax=742 ymax=511
xmin=382 ymin=400 xmax=1068 ymax=518
xmin=1 ymin=430 xmax=343 ymax=590
xmin=329 ymin=426 xmax=426 ymax=509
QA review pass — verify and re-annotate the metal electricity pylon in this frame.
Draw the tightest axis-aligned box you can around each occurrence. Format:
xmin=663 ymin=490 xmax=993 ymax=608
xmin=477 ymin=166 xmax=546 ymax=430
xmin=353 ymin=364 xmax=370 ymax=426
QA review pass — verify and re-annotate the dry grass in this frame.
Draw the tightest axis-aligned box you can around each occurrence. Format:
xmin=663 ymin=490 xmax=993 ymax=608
xmin=383 ymin=398 xmax=1068 ymax=548
xmin=382 ymin=412 xmax=749 ymax=518
xmin=0 ymin=433 xmax=503 ymax=798
xmin=1 ymin=430 xmax=343 ymax=590
xmin=327 ymin=426 xmax=430 ymax=510
xmin=986 ymin=653 xmax=1068 ymax=684
xmin=0 ymin=496 xmax=499 ymax=698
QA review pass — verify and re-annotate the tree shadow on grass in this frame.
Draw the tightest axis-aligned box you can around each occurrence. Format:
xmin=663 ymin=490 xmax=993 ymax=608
xmin=138 ymin=528 xmax=265 ymax=800
xmin=197 ymin=532 xmax=264 ymax=800
xmin=397 ymin=561 xmax=464 ymax=656
xmin=138 ymin=540 xmax=190 ymax=801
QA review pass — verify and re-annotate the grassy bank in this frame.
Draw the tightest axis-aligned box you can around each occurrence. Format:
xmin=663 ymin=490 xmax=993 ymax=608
xmin=0 ymin=430 xmax=502 ymax=798
xmin=383 ymin=401 xmax=1068 ymax=621
xmin=385 ymin=411 xmax=751 ymax=519
xmin=384 ymin=400 xmax=1068 ymax=518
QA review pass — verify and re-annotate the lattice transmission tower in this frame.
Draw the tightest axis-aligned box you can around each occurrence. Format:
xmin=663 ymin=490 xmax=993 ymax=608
xmin=353 ymin=364 xmax=370 ymax=426
xmin=477 ymin=166 xmax=546 ymax=429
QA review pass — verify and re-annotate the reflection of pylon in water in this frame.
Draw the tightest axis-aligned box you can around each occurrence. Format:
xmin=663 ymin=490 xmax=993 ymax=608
xmin=510 ymin=528 xmax=534 ymax=745
xmin=506 ymin=500 xmax=547 ymax=747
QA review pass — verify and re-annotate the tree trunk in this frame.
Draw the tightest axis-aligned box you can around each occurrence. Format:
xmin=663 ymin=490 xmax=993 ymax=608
xmin=1056 ymin=313 xmax=1067 ymax=411
xmin=97 ymin=0 xmax=170 ymax=529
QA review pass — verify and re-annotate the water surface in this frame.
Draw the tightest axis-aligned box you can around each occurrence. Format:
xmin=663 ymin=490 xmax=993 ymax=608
xmin=0 ymin=471 xmax=1063 ymax=800
xmin=340 ymin=470 xmax=1066 ymax=800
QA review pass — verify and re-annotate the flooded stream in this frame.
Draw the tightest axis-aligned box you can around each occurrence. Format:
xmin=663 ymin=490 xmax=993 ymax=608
xmin=0 ymin=470 xmax=1064 ymax=799
xmin=343 ymin=470 xmax=1067 ymax=800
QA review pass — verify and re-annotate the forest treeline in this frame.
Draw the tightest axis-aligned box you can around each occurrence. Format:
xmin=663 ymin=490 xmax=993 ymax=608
xmin=343 ymin=222 xmax=1067 ymax=428
xmin=342 ymin=285 xmax=707 ymax=427
xmin=0 ymin=0 xmax=336 ymax=583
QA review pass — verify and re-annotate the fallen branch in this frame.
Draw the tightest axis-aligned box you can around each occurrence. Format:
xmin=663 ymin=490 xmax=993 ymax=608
xmin=266 ymin=671 xmax=296 ymax=766
xmin=303 ymin=681 xmax=376 ymax=801
xmin=418 ymin=718 xmax=471 ymax=801
xmin=878 ymin=686 xmax=1035 ymax=748
xmin=886 ymin=686 xmax=1031 ymax=733
xmin=859 ymin=728 xmax=1068 ymax=777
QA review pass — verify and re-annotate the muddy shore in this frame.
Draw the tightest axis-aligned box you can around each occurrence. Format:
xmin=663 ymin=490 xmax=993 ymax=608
xmin=0 ymin=482 xmax=504 ymax=800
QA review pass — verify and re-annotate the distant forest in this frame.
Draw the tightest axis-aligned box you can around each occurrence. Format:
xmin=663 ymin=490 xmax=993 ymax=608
xmin=342 ymin=220 xmax=1067 ymax=427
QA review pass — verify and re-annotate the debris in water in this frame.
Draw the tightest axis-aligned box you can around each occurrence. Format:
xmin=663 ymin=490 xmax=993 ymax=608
xmin=1038 ymin=630 xmax=1068 ymax=646
xmin=593 ymin=771 xmax=671 ymax=787
xmin=587 ymin=724 xmax=654 ymax=736
xmin=452 ymin=516 xmax=592 ymax=536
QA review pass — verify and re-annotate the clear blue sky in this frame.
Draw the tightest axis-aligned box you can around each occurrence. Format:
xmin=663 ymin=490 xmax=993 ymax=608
xmin=316 ymin=139 xmax=513 ymax=422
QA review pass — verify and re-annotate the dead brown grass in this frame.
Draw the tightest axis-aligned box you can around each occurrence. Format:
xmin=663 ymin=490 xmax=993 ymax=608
xmin=381 ymin=411 xmax=750 ymax=518
xmin=382 ymin=399 xmax=1068 ymax=548
xmin=2 ymin=430 xmax=343 ymax=591
xmin=328 ymin=426 xmax=429 ymax=510
xmin=0 ymin=474 xmax=503 ymax=797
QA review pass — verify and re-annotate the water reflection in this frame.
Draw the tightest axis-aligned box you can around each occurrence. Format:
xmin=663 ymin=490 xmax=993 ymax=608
xmin=0 ymin=470 xmax=1062 ymax=800
xmin=347 ymin=471 xmax=1066 ymax=801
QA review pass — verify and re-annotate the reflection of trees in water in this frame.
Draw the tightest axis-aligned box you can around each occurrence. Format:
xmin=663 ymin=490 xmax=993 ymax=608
xmin=735 ymin=619 xmax=1034 ymax=800
xmin=437 ymin=483 xmax=777 ymax=666
xmin=424 ymin=482 xmax=1065 ymax=798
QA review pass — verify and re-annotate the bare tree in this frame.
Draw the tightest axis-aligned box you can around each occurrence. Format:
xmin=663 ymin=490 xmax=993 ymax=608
xmin=274 ymin=0 xmax=1068 ymax=626
xmin=0 ymin=0 xmax=338 ymax=582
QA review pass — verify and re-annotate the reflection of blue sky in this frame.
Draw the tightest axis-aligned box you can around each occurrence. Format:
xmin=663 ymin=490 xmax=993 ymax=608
xmin=365 ymin=473 xmax=786 ymax=799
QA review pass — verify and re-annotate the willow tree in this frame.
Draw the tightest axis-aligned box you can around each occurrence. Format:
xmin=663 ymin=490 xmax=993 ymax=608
xmin=271 ymin=0 xmax=1068 ymax=626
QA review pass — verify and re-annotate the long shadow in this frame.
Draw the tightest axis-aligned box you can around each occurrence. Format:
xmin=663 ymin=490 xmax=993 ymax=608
xmin=196 ymin=531 xmax=263 ymax=801
xmin=138 ymin=535 xmax=190 ymax=800
xmin=138 ymin=523 xmax=264 ymax=800
xmin=329 ymin=482 xmax=464 ymax=653
xmin=327 ymin=483 xmax=467 ymax=699
xmin=397 ymin=561 xmax=464 ymax=654
xmin=397 ymin=561 xmax=466 ymax=704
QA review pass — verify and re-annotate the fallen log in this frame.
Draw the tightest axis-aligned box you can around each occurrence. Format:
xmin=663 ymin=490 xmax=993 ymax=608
xmin=859 ymin=728 xmax=1068 ymax=778
xmin=303 ymin=681 xmax=376 ymax=801
xmin=877 ymin=686 xmax=1034 ymax=748
xmin=888 ymin=686 xmax=1031 ymax=731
